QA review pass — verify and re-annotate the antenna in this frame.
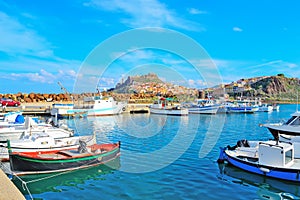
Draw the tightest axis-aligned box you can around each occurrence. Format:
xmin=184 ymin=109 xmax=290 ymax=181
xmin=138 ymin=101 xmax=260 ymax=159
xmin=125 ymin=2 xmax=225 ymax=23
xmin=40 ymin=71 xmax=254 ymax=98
xmin=297 ymin=90 xmax=299 ymax=112
xmin=57 ymin=82 xmax=73 ymax=100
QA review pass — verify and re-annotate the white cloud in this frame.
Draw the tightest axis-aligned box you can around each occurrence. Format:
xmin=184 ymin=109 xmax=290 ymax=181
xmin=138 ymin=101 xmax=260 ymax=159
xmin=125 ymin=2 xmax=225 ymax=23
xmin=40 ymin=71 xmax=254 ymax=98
xmin=233 ymin=27 xmax=243 ymax=32
xmin=187 ymin=8 xmax=207 ymax=15
xmin=8 ymin=68 xmax=78 ymax=84
xmin=84 ymin=0 xmax=205 ymax=31
xmin=0 ymin=11 xmax=53 ymax=57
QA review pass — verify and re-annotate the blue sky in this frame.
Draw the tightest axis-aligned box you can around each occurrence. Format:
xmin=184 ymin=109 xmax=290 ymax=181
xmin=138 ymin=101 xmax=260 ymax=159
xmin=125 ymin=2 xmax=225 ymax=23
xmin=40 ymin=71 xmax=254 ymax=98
xmin=1 ymin=0 xmax=300 ymax=94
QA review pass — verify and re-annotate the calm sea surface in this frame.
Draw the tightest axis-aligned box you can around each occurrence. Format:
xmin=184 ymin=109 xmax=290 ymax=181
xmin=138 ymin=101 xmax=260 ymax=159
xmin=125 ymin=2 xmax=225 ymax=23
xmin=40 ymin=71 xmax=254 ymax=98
xmin=12 ymin=104 xmax=300 ymax=200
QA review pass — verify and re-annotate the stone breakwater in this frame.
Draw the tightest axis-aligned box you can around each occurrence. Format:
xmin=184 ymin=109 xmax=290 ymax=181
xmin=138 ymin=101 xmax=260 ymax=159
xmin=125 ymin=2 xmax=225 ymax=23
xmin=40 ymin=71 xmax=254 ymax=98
xmin=0 ymin=93 xmax=72 ymax=103
xmin=0 ymin=92 xmax=133 ymax=103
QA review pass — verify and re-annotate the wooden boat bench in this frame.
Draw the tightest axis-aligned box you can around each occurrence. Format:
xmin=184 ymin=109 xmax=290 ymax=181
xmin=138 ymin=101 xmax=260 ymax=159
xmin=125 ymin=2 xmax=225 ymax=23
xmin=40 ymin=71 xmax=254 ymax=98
xmin=57 ymin=150 xmax=91 ymax=157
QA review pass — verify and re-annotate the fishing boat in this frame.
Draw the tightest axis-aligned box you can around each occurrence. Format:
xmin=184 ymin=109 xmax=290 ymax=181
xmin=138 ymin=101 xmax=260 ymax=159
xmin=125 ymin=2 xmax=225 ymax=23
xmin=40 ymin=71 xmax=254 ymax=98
xmin=0 ymin=134 xmax=96 ymax=161
xmin=225 ymin=101 xmax=259 ymax=113
xmin=8 ymin=140 xmax=121 ymax=176
xmin=185 ymin=99 xmax=220 ymax=114
xmin=257 ymin=104 xmax=273 ymax=112
xmin=149 ymin=97 xmax=188 ymax=116
xmin=51 ymin=95 xmax=127 ymax=118
xmin=218 ymin=139 xmax=300 ymax=182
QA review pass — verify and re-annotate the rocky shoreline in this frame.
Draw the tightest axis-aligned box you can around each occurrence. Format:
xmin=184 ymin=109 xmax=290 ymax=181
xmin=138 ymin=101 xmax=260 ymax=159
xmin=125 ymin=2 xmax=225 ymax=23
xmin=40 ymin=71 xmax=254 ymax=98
xmin=0 ymin=92 xmax=298 ymax=105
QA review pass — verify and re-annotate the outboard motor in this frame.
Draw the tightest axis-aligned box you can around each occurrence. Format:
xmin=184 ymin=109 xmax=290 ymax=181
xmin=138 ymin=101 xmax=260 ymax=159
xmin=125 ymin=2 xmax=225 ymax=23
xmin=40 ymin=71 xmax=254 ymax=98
xmin=78 ymin=140 xmax=88 ymax=153
xmin=237 ymin=139 xmax=250 ymax=147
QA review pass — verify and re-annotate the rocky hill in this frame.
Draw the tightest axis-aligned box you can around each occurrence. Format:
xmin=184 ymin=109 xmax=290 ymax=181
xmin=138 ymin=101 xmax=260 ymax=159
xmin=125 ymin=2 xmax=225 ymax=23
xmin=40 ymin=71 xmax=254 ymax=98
xmin=114 ymin=73 xmax=164 ymax=93
xmin=113 ymin=73 xmax=198 ymax=101
xmin=250 ymin=75 xmax=300 ymax=100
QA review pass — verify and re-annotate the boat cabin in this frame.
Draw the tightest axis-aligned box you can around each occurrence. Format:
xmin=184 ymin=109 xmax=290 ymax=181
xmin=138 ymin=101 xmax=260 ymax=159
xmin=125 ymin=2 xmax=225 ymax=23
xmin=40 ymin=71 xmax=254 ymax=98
xmin=258 ymin=141 xmax=294 ymax=167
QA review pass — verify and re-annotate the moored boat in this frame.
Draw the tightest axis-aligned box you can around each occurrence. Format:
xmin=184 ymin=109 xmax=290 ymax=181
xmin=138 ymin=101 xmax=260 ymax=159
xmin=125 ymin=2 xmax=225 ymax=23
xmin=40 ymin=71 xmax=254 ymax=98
xmin=185 ymin=99 xmax=220 ymax=114
xmin=257 ymin=104 xmax=273 ymax=112
xmin=0 ymin=134 xmax=96 ymax=161
xmin=225 ymin=101 xmax=259 ymax=113
xmin=0 ymin=116 xmax=74 ymax=141
xmin=262 ymin=111 xmax=300 ymax=138
xmin=149 ymin=97 xmax=188 ymax=116
xmin=51 ymin=95 xmax=127 ymax=118
xmin=218 ymin=139 xmax=300 ymax=182
xmin=261 ymin=111 xmax=300 ymax=158
xmin=8 ymin=140 xmax=121 ymax=176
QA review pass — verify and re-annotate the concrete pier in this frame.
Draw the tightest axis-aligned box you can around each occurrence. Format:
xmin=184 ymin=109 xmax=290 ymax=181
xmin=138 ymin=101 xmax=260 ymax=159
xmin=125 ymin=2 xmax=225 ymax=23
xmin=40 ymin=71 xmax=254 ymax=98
xmin=0 ymin=169 xmax=25 ymax=200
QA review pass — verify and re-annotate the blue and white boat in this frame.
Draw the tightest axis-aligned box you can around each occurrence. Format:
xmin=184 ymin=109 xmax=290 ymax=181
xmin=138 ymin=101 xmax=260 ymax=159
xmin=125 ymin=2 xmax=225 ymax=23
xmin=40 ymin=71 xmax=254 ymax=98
xmin=257 ymin=104 xmax=273 ymax=112
xmin=185 ymin=99 xmax=220 ymax=114
xmin=218 ymin=139 xmax=300 ymax=182
xmin=225 ymin=101 xmax=259 ymax=113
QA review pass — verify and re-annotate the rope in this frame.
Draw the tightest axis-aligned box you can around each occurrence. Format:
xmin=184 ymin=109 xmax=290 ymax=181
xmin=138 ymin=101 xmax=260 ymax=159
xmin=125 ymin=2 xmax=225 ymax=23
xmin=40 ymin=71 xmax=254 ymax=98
xmin=0 ymin=162 xmax=33 ymax=200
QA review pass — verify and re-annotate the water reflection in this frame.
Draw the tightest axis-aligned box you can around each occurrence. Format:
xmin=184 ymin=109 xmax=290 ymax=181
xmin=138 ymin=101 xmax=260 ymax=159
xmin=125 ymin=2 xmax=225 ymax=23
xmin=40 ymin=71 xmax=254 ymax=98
xmin=218 ymin=163 xmax=300 ymax=199
xmin=12 ymin=157 xmax=120 ymax=196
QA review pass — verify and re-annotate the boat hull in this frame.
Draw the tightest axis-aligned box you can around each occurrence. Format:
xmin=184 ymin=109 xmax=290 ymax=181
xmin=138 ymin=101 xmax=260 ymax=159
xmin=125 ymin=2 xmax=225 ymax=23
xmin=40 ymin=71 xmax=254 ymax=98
xmin=226 ymin=106 xmax=259 ymax=113
xmin=149 ymin=108 xmax=188 ymax=116
xmin=188 ymin=106 xmax=219 ymax=114
xmin=223 ymin=150 xmax=300 ymax=182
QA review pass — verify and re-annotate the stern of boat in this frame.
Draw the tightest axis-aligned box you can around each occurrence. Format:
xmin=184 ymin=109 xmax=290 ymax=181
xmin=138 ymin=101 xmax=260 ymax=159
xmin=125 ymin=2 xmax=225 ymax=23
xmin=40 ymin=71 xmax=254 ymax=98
xmin=217 ymin=147 xmax=228 ymax=163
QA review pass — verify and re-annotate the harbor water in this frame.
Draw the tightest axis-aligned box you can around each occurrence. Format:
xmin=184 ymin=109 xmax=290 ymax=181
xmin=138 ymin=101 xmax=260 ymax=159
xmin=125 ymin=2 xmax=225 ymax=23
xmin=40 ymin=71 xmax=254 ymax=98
xmin=11 ymin=104 xmax=300 ymax=200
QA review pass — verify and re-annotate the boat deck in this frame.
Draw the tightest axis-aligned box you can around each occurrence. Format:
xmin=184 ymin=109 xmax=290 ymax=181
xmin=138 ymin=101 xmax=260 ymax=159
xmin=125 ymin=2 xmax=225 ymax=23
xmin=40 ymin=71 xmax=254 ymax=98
xmin=291 ymin=159 xmax=300 ymax=169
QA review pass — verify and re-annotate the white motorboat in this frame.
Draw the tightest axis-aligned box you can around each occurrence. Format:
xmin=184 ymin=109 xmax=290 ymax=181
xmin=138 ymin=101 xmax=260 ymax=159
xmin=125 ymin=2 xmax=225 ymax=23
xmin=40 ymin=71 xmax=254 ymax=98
xmin=262 ymin=111 xmax=300 ymax=139
xmin=51 ymin=95 xmax=127 ymax=118
xmin=185 ymin=99 xmax=220 ymax=114
xmin=261 ymin=111 xmax=300 ymax=157
xmin=149 ymin=97 xmax=188 ymax=116
xmin=0 ymin=112 xmax=23 ymax=124
xmin=0 ymin=116 xmax=74 ymax=141
xmin=0 ymin=134 xmax=96 ymax=161
xmin=218 ymin=139 xmax=300 ymax=182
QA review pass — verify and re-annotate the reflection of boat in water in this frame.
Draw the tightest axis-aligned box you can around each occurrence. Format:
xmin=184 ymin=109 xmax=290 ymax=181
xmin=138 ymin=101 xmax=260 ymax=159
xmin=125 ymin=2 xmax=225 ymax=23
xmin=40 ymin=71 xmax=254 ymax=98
xmin=218 ymin=163 xmax=300 ymax=199
xmin=11 ymin=157 xmax=120 ymax=196
xmin=8 ymin=141 xmax=120 ymax=176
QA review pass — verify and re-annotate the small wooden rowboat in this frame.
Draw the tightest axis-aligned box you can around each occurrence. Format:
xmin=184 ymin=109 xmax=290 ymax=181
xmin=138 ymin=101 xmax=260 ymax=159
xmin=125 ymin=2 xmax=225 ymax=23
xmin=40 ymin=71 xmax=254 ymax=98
xmin=8 ymin=140 xmax=120 ymax=175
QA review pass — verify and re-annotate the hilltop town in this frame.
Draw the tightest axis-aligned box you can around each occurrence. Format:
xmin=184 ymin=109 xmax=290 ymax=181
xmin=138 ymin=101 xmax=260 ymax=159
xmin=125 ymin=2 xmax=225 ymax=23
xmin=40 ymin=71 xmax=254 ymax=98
xmin=0 ymin=73 xmax=299 ymax=104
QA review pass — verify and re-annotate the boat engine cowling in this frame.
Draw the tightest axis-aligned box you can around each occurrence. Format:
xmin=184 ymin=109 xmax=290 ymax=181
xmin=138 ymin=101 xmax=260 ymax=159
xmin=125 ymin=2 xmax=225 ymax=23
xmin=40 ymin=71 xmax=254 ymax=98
xmin=226 ymin=139 xmax=250 ymax=150
xmin=237 ymin=139 xmax=250 ymax=147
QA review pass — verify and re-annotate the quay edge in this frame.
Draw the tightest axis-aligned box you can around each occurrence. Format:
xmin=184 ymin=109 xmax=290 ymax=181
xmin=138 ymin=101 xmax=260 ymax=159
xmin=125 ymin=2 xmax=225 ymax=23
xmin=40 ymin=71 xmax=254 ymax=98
xmin=0 ymin=169 xmax=25 ymax=200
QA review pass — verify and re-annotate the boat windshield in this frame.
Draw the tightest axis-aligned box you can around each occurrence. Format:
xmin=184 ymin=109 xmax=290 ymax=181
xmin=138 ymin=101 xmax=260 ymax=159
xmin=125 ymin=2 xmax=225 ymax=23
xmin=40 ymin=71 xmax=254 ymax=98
xmin=285 ymin=116 xmax=298 ymax=125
